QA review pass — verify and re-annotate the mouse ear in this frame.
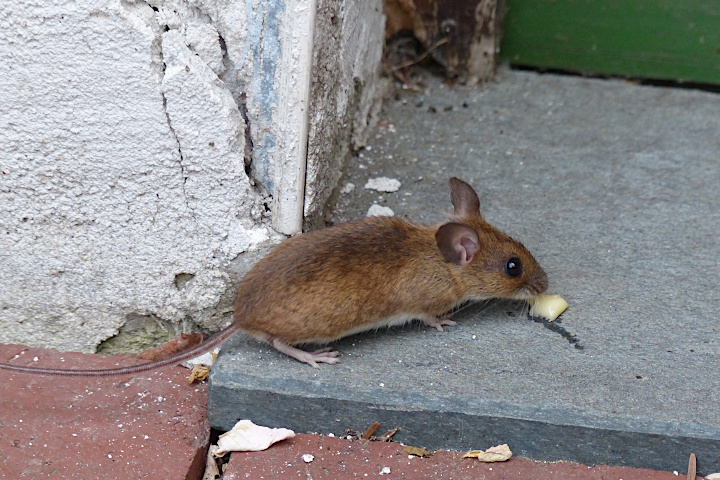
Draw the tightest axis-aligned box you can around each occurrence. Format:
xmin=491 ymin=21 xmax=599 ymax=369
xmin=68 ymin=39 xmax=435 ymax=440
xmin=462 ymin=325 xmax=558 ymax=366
xmin=449 ymin=177 xmax=480 ymax=217
xmin=435 ymin=223 xmax=480 ymax=266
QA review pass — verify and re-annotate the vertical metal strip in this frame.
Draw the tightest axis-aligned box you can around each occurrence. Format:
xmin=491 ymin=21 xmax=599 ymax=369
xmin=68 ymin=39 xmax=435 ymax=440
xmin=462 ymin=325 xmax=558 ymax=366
xmin=272 ymin=0 xmax=317 ymax=235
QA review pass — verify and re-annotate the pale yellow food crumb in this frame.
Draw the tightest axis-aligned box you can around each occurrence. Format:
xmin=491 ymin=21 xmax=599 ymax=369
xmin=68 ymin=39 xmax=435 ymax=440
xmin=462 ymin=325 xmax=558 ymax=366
xmin=529 ymin=294 xmax=568 ymax=321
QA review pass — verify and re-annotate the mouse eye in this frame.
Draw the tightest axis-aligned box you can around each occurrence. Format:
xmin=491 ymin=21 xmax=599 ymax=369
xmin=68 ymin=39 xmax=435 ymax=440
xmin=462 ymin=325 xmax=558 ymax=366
xmin=504 ymin=257 xmax=523 ymax=278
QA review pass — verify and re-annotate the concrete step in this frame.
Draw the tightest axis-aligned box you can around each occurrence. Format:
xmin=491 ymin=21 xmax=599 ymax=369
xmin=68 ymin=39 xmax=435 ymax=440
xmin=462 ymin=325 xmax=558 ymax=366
xmin=209 ymin=67 xmax=720 ymax=476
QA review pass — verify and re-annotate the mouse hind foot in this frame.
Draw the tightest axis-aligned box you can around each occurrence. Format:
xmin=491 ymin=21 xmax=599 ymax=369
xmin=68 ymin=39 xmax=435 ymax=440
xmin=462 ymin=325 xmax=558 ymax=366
xmin=271 ymin=338 xmax=340 ymax=369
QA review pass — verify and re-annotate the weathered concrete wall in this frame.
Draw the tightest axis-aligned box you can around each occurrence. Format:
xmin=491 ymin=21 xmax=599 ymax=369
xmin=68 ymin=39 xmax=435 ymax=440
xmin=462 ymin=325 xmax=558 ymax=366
xmin=0 ymin=0 xmax=279 ymax=352
xmin=0 ymin=0 xmax=384 ymax=352
xmin=304 ymin=0 xmax=386 ymax=225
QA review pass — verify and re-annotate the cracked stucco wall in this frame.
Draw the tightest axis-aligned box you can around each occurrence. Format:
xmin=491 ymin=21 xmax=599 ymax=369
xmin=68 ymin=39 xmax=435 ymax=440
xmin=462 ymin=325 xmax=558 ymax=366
xmin=0 ymin=0 xmax=280 ymax=352
xmin=0 ymin=0 xmax=384 ymax=352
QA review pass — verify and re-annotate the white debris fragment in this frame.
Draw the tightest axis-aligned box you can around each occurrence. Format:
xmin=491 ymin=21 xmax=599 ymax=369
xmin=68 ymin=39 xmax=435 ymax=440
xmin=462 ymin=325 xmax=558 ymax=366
xmin=463 ymin=443 xmax=512 ymax=462
xmin=366 ymin=205 xmax=394 ymax=217
xmin=181 ymin=348 xmax=219 ymax=370
xmin=302 ymin=454 xmax=315 ymax=463
xmin=214 ymin=420 xmax=295 ymax=455
xmin=380 ymin=467 xmax=391 ymax=475
xmin=364 ymin=177 xmax=401 ymax=192
xmin=340 ymin=183 xmax=355 ymax=194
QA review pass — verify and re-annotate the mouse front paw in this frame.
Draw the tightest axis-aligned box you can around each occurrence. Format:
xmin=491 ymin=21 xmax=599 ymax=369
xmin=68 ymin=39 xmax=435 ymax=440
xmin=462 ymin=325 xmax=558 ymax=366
xmin=422 ymin=314 xmax=458 ymax=332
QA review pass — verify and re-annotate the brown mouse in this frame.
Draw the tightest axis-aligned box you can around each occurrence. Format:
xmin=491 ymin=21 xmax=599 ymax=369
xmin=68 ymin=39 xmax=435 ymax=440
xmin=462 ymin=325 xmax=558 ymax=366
xmin=0 ymin=178 xmax=548 ymax=375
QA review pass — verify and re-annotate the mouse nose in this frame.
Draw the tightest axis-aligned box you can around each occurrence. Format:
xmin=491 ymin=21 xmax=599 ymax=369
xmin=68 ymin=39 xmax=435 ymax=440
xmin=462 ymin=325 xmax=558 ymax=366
xmin=530 ymin=270 xmax=549 ymax=295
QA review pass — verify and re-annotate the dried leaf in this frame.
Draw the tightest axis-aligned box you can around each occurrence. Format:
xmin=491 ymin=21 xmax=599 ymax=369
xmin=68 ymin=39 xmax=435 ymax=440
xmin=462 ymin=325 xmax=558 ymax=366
xmin=342 ymin=430 xmax=362 ymax=441
xmin=403 ymin=445 xmax=433 ymax=457
xmin=362 ymin=422 xmax=381 ymax=440
xmin=139 ymin=333 xmax=206 ymax=360
xmin=215 ymin=420 xmax=295 ymax=455
xmin=188 ymin=364 xmax=210 ymax=383
xmin=379 ymin=428 xmax=400 ymax=442
xmin=202 ymin=445 xmax=221 ymax=480
xmin=463 ymin=443 xmax=512 ymax=462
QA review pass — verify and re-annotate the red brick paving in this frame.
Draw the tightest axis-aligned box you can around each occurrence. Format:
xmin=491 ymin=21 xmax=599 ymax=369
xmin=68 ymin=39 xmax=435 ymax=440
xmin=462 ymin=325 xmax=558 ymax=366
xmin=224 ymin=433 xmax=695 ymax=480
xmin=0 ymin=343 xmax=702 ymax=479
xmin=0 ymin=344 xmax=209 ymax=480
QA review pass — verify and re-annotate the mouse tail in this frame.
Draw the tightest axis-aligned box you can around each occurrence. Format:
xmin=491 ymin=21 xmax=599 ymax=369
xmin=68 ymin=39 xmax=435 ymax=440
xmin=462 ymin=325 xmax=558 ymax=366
xmin=0 ymin=323 xmax=242 ymax=377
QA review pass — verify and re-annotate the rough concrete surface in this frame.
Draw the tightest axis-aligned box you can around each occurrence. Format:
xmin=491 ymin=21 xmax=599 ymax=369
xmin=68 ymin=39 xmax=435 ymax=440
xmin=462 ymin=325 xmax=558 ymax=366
xmin=209 ymin=68 xmax=720 ymax=475
xmin=304 ymin=0 xmax=386 ymax=225
xmin=0 ymin=343 xmax=209 ymax=479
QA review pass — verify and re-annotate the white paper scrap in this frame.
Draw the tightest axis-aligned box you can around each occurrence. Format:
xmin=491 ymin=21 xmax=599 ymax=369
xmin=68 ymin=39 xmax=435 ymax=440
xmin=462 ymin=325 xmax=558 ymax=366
xmin=214 ymin=420 xmax=295 ymax=455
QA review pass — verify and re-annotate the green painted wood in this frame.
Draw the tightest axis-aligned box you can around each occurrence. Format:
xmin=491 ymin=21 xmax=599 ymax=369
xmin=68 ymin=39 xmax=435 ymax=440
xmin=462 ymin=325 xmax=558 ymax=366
xmin=500 ymin=0 xmax=720 ymax=85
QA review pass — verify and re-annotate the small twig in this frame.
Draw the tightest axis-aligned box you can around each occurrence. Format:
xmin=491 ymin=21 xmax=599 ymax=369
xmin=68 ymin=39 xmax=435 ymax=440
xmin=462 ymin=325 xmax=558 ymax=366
xmin=391 ymin=37 xmax=449 ymax=72
xmin=687 ymin=452 xmax=697 ymax=480
xmin=361 ymin=422 xmax=381 ymax=440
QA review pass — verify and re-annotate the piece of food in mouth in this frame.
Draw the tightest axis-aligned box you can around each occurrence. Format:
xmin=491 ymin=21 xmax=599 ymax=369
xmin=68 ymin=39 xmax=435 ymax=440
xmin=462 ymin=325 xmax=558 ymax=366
xmin=528 ymin=294 xmax=568 ymax=321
